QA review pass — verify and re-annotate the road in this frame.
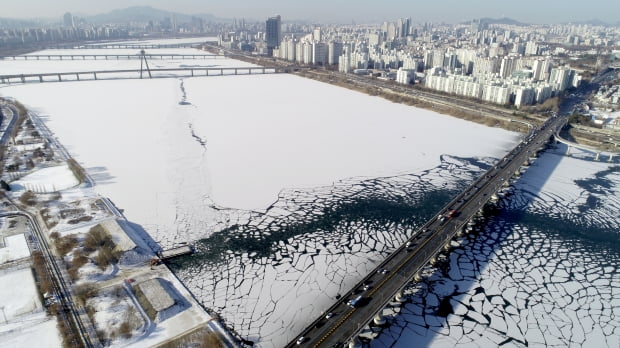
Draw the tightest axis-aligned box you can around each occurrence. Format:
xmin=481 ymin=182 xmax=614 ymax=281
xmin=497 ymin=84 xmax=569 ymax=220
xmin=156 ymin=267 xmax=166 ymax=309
xmin=0 ymin=211 xmax=98 ymax=347
xmin=0 ymin=103 xmax=97 ymax=347
xmin=286 ymin=115 xmax=566 ymax=348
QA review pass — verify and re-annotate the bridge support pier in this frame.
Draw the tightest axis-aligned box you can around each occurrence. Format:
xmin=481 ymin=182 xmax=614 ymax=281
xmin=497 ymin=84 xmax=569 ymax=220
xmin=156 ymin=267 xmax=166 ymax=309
xmin=414 ymin=272 xmax=423 ymax=282
xmin=348 ymin=336 xmax=362 ymax=348
xmin=566 ymin=145 xmax=572 ymax=156
xmin=373 ymin=313 xmax=387 ymax=325
xmin=39 ymin=76 xmax=43 ymax=82
xmin=595 ymin=152 xmax=600 ymax=161
xmin=430 ymin=256 xmax=438 ymax=265
xmin=609 ymin=154 xmax=614 ymax=163
xmin=395 ymin=290 xmax=407 ymax=303
xmin=443 ymin=242 xmax=451 ymax=251
xmin=490 ymin=193 xmax=499 ymax=203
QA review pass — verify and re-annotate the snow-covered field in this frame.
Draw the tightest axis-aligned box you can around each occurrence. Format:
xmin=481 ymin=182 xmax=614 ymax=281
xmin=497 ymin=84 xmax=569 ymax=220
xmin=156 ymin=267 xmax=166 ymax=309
xmin=10 ymin=164 xmax=79 ymax=192
xmin=0 ymin=267 xmax=62 ymax=348
xmin=0 ymin=233 xmax=30 ymax=263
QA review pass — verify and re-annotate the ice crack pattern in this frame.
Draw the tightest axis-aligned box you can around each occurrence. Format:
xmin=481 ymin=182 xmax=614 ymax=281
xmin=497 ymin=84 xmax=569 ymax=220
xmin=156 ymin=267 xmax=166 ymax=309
xmin=167 ymin=155 xmax=495 ymax=347
xmin=370 ymin=152 xmax=619 ymax=348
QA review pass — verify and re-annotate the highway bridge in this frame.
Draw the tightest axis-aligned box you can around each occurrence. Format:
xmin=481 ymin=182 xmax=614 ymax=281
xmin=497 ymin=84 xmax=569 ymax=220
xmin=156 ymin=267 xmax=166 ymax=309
xmin=46 ymin=43 xmax=209 ymax=50
xmin=0 ymin=66 xmax=282 ymax=84
xmin=286 ymin=115 xmax=567 ymax=348
xmin=1 ymin=53 xmax=227 ymax=60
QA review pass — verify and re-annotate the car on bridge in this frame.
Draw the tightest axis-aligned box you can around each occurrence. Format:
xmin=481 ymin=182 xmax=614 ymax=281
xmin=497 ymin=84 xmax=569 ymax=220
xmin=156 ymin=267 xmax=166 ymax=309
xmin=347 ymin=295 xmax=368 ymax=308
xmin=446 ymin=209 xmax=458 ymax=218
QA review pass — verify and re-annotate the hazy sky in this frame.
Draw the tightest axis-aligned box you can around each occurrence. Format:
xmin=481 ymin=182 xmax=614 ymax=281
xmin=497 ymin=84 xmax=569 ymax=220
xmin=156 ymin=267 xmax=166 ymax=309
xmin=2 ymin=0 xmax=619 ymax=24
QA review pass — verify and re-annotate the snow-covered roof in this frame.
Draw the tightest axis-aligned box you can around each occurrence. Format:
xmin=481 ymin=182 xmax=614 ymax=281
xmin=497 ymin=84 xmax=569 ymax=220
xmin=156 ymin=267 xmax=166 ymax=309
xmin=137 ymin=278 xmax=174 ymax=312
xmin=101 ymin=219 xmax=136 ymax=252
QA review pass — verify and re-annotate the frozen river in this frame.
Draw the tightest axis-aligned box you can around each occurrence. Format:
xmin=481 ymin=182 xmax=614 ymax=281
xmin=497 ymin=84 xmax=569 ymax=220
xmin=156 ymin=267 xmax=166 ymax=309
xmin=1 ymin=45 xmax=618 ymax=347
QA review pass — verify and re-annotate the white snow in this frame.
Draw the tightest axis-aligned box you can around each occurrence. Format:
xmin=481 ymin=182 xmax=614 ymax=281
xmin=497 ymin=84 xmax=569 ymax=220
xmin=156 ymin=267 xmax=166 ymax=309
xmin=10 ymin=164 xmax=79 ymax=193
xmin=0 ymin=45 xmax=529 ymax=347
xmin=0 ymin=268 xmax=42 ymax=320
xmin=0 ymin=316 xmax=62 ymax=348
xmin=1 ymin=61 xmax=519 ymax=243
xmin=0 ymin=234 xmax=30 ymax=263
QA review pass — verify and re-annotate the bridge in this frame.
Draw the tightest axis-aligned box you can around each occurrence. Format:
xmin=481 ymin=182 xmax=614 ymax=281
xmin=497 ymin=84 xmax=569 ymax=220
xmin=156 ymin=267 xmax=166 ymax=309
xmin=287 ymin=115 xmax=567 ymax=348
xmin=554 ymin=132 xmax=618 ymax=162
xmin=0 ymin=66 xmax=282 ymax=84
xmin=1 ymin=53 xmax=227 ymax=61
xmin=46 ymin=43 xmax=209 ymax=50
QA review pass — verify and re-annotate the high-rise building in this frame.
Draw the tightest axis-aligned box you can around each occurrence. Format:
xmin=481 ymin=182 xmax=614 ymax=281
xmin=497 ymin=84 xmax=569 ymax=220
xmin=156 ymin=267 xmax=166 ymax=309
xmin=266 ymin=15 xmax=281 ymax=56
xmin=63 ymin=12 xmax=74 ymax=28
xmin=328 ymin=41 xmax=343 ymax=65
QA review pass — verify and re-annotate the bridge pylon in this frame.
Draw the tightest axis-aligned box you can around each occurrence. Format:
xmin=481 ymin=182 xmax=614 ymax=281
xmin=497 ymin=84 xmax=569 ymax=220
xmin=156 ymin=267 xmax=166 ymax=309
xmin=395 ymin=290 xmax=407 ymax=302
xmin=348 ymin=336 xmax=362 ymax=348
xmin=430 ymin=256 xmax=438 ymax=265
xmin=373 ymin=313 xmax=387 ymax=326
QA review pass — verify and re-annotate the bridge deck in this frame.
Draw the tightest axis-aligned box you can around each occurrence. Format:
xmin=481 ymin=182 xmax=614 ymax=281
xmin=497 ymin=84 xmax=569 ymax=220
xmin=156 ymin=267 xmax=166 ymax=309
xmin=0 ymin=67 xmax=282 ymax=84
xmin=1 ymin=54 xmax=225 ymax=60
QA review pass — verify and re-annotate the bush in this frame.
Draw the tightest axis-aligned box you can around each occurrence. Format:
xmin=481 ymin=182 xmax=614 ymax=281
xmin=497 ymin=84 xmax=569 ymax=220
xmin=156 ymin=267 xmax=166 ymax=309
xmin=84 ymin=225 xmax=119 ymax=270
xmin=75 ymin=284 xmax=97 ymax=307
xmin=67 ymin=159 xmax=87 ymax=183
xmin=68 ymin=250 xmax=89 ymax=281
xmin=200 ymin=332 xmax=224 ymax=348
xmin=94 ymin=246 xmax=118 ymax=270
xmin=119 ymin=321 xmax=132 ymax=339
xmin=20 ymin=191 xmax=36 ymax=206
xmin=55 ymin=235 xmax=78 ymax=256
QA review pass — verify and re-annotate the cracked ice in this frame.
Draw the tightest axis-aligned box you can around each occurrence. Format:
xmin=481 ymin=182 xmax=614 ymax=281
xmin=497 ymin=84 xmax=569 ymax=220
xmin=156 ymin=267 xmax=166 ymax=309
xmin=371 ymin=145 xmax=620 ymax=348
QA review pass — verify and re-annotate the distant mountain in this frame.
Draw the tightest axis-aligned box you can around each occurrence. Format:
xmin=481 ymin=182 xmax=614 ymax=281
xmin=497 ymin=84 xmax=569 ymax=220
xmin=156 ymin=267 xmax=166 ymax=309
xmin=566 ymin=19 xmax=610 ymax=26
xmin=479 ymin=17 xmax=528 ymax=26
xmin=85 ymin=6 xmax=225 ymax=24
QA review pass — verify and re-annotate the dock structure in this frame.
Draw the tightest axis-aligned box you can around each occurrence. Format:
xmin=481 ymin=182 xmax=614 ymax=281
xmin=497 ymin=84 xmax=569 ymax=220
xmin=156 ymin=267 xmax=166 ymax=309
xmin=158 ymin=245 xmax=194 ymax=260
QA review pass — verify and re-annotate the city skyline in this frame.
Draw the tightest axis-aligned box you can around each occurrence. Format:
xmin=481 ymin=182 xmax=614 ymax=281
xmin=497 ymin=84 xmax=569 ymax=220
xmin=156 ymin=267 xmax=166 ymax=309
xmin=2 ymin=0 xmax=620 ymax=25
